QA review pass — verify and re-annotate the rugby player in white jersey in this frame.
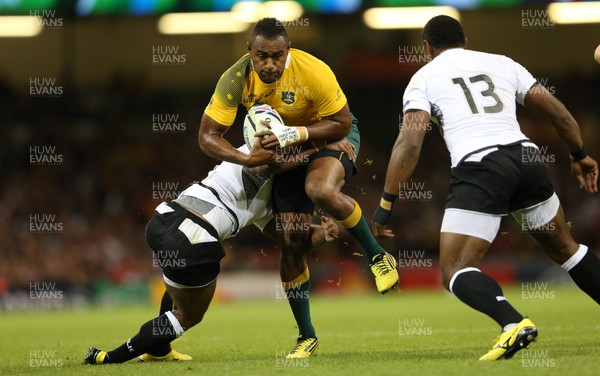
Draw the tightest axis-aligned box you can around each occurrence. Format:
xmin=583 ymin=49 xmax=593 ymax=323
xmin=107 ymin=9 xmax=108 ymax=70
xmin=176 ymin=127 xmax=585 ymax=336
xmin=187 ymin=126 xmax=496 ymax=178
xmin=83 ymin=140 xmax=352 ymax=365
xmin=372 ymin=15 xmax=599 ymax=361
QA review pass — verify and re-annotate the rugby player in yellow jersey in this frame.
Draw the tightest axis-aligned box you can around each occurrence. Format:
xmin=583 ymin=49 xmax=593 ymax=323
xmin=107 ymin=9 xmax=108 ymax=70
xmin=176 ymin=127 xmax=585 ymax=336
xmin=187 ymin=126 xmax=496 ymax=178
xmin=198 ymin=18 xmax=398 ymax=358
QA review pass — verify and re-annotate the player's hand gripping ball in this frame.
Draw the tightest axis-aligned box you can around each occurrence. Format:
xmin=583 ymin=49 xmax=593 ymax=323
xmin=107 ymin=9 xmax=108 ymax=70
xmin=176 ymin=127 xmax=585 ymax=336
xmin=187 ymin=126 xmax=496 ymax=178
xmin=243 ymin=103 xmax=284 ymax=149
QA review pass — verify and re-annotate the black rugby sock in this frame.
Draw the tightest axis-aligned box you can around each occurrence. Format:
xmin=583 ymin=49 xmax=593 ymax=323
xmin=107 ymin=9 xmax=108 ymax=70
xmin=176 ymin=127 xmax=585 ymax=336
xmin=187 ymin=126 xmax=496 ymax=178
xmin=104 ymin=314 xmax=179 ymax=363
xmin=564 ymin=246 xmax=600 ymax=305
xmin=451 ymin=269 xmax=523 ymax=328
xmin=149 ymin=291 xmax=175 ymax=356
xmin=159 ymin=290 xmax=173 ymax=315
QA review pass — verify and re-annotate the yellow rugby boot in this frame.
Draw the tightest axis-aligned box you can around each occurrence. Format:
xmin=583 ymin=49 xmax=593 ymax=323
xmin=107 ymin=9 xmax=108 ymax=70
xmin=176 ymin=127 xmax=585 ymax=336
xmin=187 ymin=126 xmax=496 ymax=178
xmin=138 ymin=349 xmax=192 ymax=362
xmin=479 ymin=317 xmax=538 ymax=361
xmin=370 ymin=252 xmax=399 ymax=294
xmin=286 ymin=337 xmax=319 ymax=359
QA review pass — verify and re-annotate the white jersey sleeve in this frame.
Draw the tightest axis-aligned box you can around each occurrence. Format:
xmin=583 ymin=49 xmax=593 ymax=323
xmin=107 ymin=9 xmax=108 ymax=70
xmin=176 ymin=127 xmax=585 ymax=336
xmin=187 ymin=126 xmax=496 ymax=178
xmin=403 ymin=49 xmax=536 ymax=167
xmin=252 ymin=216 xmax=272 ymax=232
xmin=403 ymin=73 xmax=430 ymax=114
xmin=512 ymin=59 xmax=537 ymax=105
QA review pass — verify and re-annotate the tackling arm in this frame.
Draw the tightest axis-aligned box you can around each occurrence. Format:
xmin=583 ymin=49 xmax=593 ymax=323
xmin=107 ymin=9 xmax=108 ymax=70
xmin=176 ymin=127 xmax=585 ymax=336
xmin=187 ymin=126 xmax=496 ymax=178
xmin=309 ymin=216 xmax=338 ymax=249
xmin=262 ymin=216 xmax=338 ymax=250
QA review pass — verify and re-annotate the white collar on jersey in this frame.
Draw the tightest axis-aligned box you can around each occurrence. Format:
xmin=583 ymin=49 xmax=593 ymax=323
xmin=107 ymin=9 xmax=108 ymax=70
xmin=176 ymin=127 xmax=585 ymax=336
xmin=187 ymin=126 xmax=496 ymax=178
xmin=438 ymin=47 xmax=465 ymax=57
xmin=284 ymin=50 xmax=291 ymax=68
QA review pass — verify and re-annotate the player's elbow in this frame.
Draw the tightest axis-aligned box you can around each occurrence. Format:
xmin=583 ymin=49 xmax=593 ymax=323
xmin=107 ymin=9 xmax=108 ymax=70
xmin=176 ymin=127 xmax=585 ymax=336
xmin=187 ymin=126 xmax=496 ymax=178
xmin=197 ymin=131 xmax=210 ymax=153
xmin=340 ymin=122 xmax=351 ymax=138
xmin=339 ymin=112 xmax=352 ymax=137
xmin=324 ymin=118 xmax=350 ymax=140
xmin=327 ymin=106 xmax=351 ymax=139
xmin=197 ymin=123 xmax=216 ymax=154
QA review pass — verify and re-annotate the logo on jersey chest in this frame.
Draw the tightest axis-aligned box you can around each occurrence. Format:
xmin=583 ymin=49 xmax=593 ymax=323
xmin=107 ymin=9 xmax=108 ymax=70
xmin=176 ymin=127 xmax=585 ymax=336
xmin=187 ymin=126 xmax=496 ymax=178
xmin=281 ymin=91 xmax=296 ymax=105
xmin=243 ymin=94 xmax=257 ymax=104
xmin=243 ymin=89 xmax=274 ymax=104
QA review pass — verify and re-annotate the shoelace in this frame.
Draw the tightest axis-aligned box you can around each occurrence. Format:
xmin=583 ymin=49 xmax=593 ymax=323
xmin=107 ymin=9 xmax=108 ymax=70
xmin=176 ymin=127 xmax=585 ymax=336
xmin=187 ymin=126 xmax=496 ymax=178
xmin=491 ymin=330 xmax=513 ymax=348
xmin=373 ymin=257 xmax=392 ymax=275
xmin=290 ymin=338 xmax=312 ymax=354
xmin=289 ymin=342 xmax=303 ymax=354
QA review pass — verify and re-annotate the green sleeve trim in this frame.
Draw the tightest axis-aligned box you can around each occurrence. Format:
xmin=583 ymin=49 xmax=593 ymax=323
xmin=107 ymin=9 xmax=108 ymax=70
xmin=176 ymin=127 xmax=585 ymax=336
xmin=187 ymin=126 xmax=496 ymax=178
xmin=214 ymin=55 xmax=253 ymax=107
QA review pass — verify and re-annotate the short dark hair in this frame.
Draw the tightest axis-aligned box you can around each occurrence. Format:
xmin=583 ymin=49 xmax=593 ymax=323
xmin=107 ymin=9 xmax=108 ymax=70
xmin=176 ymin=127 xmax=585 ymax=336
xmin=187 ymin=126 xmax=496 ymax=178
xmin=250 ymin=18 xmax=288 ymax=44
xmin=422 ymin=15 xmax=466 ymax=50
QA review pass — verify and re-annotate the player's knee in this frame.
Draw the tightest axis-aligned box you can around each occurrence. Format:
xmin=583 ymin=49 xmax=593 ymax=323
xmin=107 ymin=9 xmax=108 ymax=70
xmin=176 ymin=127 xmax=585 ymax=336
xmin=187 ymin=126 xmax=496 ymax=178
xmin=279 ymin=227 xmax=310 ymax=255
xmin=305 ymin=180 xmax=337 ymax=207
xmin=279 ymin=236 xmax=309 ymax=274
xmin=280 ymin=239 xmax=309 ymax=259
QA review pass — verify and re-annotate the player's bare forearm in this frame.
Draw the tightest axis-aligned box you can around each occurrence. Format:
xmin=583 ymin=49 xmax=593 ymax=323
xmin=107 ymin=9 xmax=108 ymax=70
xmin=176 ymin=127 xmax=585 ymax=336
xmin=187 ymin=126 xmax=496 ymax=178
xmin=198 ymin=113 xmax=245 ymax=162
xmin=373 ymin=111 xmax=427 ymax=237
xmin=524 ymin=84 xmax=584 ymax=152
xmin=384 ymin=111 xmax=428 ymax=195
xmin=199 ymin=132 xmax=245 ymax=164
xmin=524 ymin=84 xmax=597 ymax=193
xmin=384 ymin=139 xmax=419 ymax=195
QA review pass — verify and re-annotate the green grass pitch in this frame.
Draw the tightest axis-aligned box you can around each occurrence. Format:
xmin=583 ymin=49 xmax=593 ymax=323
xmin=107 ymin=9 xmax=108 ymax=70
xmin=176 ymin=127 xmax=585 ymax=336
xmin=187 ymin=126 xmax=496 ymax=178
xmin=2 ymin=285 xmax=598 ymax=376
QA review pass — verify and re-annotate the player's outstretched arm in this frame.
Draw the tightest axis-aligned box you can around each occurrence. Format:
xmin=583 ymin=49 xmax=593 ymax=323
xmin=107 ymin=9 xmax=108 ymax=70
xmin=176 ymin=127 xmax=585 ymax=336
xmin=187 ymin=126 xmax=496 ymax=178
xmin=198 ymin=113 xmax=276 ymax=167
xmin=372 ymin=110 xmax=429 ymax=238
xmin=523 ymin=83 xmax=598 ymax=193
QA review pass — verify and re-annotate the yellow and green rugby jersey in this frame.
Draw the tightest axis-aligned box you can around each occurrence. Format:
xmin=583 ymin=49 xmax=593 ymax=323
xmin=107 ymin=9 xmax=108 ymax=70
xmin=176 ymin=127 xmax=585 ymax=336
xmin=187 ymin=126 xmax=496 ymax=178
xmin=204 ymin=48 xmax=347 ymax=128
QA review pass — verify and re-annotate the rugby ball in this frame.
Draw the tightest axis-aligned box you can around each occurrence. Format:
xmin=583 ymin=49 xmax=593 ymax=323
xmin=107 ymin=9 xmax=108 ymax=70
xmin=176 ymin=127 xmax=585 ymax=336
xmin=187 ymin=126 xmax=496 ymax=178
xmin=243 ymin=103 xmax=284 ymax=149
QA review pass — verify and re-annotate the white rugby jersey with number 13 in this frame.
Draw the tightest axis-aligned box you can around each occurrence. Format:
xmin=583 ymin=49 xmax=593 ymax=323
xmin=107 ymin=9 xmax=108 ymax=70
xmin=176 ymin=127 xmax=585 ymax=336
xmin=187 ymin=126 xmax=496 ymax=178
xmin=403 ymin=48 xmax=538 ymax=167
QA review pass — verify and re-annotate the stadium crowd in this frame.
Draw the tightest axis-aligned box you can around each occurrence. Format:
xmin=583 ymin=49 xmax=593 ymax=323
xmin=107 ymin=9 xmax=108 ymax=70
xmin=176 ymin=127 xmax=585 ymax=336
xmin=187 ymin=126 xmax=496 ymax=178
xmin=1 ymin=69 xmax=599 ymax=299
